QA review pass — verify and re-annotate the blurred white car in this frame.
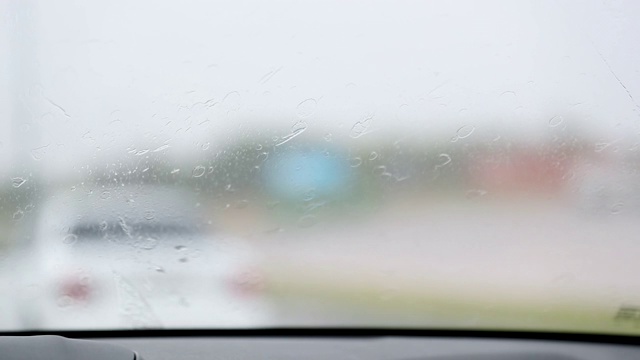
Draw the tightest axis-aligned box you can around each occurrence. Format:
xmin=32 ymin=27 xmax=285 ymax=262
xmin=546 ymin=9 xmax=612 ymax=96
xmin=16 ymin=185 xmax=270 ymax=330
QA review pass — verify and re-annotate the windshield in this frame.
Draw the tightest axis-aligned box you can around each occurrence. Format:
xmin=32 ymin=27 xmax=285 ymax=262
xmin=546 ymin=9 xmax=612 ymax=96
xmin=1 ymin=0 xmax=640 ymax=335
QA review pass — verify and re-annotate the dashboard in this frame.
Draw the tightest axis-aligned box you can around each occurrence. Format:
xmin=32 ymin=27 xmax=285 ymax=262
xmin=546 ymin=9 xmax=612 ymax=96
xmin=2 ymin=331 xmax=640 ymax=360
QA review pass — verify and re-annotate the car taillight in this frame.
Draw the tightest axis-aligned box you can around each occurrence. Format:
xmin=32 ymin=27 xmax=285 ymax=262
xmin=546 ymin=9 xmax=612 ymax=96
xmin=227 ymin=268 xmax=265 ymax=297
xmin=59 ymin=275 xmax=93 ymax=302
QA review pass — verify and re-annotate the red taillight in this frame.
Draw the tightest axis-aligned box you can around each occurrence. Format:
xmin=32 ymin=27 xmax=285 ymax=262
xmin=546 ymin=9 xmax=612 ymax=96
xmin=227 ymin=268 xmax=265 ymax=297
xmin=59 ymin=275 xmax=92 ymax=302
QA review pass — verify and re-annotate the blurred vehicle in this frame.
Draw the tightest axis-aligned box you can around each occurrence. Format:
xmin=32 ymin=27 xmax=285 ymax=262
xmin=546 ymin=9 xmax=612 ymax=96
xmin=15 ymin=185 xmax=270 ymax=329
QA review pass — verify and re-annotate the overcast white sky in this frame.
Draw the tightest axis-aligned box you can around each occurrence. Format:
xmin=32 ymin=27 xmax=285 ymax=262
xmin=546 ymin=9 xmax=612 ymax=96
xmin=1 ymin=0 xmax=640 ymax=179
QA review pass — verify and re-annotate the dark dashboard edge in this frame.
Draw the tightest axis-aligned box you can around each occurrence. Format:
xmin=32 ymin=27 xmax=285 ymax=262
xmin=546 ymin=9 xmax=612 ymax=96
xmin=0 ymin=329 xmax=639 ymax=345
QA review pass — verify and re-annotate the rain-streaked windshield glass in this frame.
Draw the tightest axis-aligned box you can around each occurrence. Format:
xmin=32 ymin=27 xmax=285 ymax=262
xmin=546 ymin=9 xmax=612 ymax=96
xmin=1 ymin=0 xmax=640 ymax=334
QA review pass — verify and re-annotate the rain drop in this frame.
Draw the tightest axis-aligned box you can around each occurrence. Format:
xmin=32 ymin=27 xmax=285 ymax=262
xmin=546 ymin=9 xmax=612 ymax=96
xmin=192 ymin=166 xmax=206 ymax=177
xmin=30 ymin=145 xmax=49 ymax=160
xmin=144 ymin=210 xmax=155 ymax=220
xmin=187 ymin=249 xmax=203 ymax=258
xmin=235 ymin=199 xmax=250 ymax=209
xmin=100 ymin=190 xmax=111 ymax=200
xmin=257 ymin=152 xmax=269 ymax=162
xmin=549 ymin=115 xmax=564 ymax=127
xmin=436 ymin=153 xmax=452 ymax=168
xmin=136 ymin=237 xmax=158 ymax=250
xmin=466 ymin=189 xmax=488 ymax=199
xmin=11 ymin=177 xmax=26 ymax=188
xmin=369 ymin=151 xmax=379 ymax=161
xmin=12 ymin=210 xmax=24 ymax=221
xmin=297 ymin=214 xmax=318 ymax=228
xmin=63 ymin=234 xmax=78 ymax=245
xmin=611 ymin=203 xmax=624 ymax=215
xmin=372 ymin=165 xmax=387 ymax=176
xmin=349 ymin=116 xmax=373 ymax=138
xmin=456 ymin=125 xmax=475 ymax=139
xmin=302 ymin=190 xmax=316 ymax=202
xmin=595 ymin=143 xmax=610 ymax=153
xmin=201 ymin=142 xmax=210 ymax=150
xmin=296 ymin=98 xmax=317 ymax=118
xmin=223 ymin=91 xmax=241 ymax=111
xmin=56 ymin=295 xmax=74 ymax=308
xmin=350 ymin=157 xmax=362 ymax=167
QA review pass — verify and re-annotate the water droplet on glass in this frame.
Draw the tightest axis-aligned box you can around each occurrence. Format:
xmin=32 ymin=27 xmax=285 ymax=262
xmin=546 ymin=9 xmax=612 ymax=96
xmin=257 ymin=152 xmax=269 ymax=162
xmin=192 ymin=166 xmax=206 ymax=177
xmin=436 ymin=153 xmax=452 ymax=168
xmin=154 ymin=266 xmax=166 ymax=273
xmin=100 ymin=190 xmax=111 ymax=200
xmin=11 ymin=177 xmax=26 ymax=188
xmin=456 ymin=125 xmax=475 ymax=139
xmin=302 ymin=190 xmax=316 ymax=202
xmin=373 ymin=165 xmax=387 ymax=176
xmin=292 ymin=120 xmax=307 ymax=132
xmin=153 ymin=144 xmax=170 ymax=152
xmin=179 ymin=257 xmax=189 ymax=263
xmin=500 ymin=90 xmax=517 ymax=97
xmin=549 ymin=115 xmax=564 ymax=127
xmin=144 ymin=210 xmax=155 ymax=220
xmin=175 ymin=245 xmax=187 ymax=251
xmin=70 ymin=186 xmax=77 ymax=191
xmin=369 ymin=151 xmax=379 ymax=161
xmin=324 ymin=132 xmax=332 ymax=142
xmin=255 ymin=144 xmax=263 ymax=150
xmin=595 ymin=143 xmax=610 ymax=152
xmin=57 ymin=295 xmax=74 ymax=308
xmin=223 ymin=91 xmax=241 ymax=111
xmin=187 ymin=249 xmax=203 ymax=258
xmin=275 ymin=122 xmax=307 ymax=146
xmin=611 ymin=203 xmax=624 ymax=214
xmin=136 ymin=237 xmax=158 ymax=250
xmin=12 ymin=210 xmax=24 ymax=221
xmin=235 ymin=199 xmax=250 ymax=209
xmin=297 ymin=214 xmax=317 ymax=228
xmin=63 ymin=234 xmax=78 ymax=245
xmin=201 ymin=142 xmax=210 ymax=150
xmin=296 ymin=98 xmax=317 ymax=118
xmin=466 ymin=189 xmax=488 ymax=199
xmin=30 ymin=145 xmax=49 ymax=160
xmin=99 ymin=221 xmax=108 ymax=231
xmin=135 ymin=149 xmax=149 ymax=156
xmin=350 ymin=116 xmax=373 ymax=139
xmin=171 ymin=168 xmax=181 ymax=174
xmin=350 ymin=157 xmax=362 ymax=167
